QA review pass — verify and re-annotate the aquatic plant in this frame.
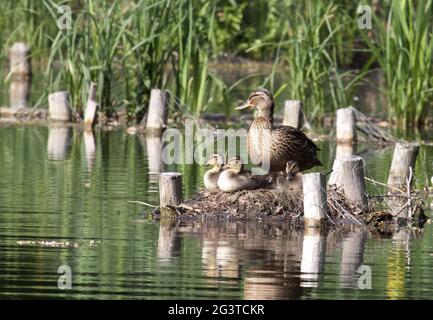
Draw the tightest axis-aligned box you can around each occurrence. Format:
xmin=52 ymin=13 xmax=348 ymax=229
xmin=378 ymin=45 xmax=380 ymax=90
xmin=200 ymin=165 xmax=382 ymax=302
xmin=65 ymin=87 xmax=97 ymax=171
xmin=364 ymin=0 xmax=433 ymax=126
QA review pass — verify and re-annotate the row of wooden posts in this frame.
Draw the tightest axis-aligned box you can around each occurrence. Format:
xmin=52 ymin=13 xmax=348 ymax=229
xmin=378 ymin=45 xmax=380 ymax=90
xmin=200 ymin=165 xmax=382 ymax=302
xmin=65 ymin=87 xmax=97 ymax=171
xmin=7 ymin=42 xmax=169 ymax=132
xmin=8 ymin=42 xmax=419 ymax=226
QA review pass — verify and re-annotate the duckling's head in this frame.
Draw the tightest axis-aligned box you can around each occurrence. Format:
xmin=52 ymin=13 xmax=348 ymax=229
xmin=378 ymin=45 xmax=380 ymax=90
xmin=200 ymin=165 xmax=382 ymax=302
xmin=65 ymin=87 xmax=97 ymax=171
xmin=285 ymin=160 xmax=299 ymax=180
xmin=235 ymin=88 xmax=274 ymax=114
xmin=206 ymin=154 xmax=224 ymax=168
xmin=225 ymin=156 xmax=244 ymax=174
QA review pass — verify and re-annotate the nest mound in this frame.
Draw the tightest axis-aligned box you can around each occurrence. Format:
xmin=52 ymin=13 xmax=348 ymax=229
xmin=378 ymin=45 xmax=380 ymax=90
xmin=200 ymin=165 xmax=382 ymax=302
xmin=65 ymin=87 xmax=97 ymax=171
xmin=178 ymin=186 xmax=370 ymax=228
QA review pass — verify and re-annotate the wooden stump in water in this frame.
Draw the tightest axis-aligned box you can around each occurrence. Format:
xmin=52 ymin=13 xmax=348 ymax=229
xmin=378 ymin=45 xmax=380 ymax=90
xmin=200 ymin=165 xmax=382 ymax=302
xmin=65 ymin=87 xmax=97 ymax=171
xmin=328 ymin=142 xmax=357 ymax=185
xmin=283 ymin=100 xmax=303 ymax=129
xmin=146 ymin=89 xmax=169 ymax=133
xmin=159 ymin=172 xmax=182 ymax=207
xmin=9 ymin=42 xmax=31 ymax=80
xmin=48 ymin=91 xmax=72 ymax=122
xmin=330 ymin=155 xmax=368 ymax=211
xmin=303 ymin=173 xmax=328 ymax=227
xmin=387 ymin=142 xmax=419 ymax=189
xmin=84 ymin=82 xmax=98 ymax=128
xmin=336 ymin=107 xmax=357 ymax=143
xmin=9 ymin=79 xmax=31 ymax=110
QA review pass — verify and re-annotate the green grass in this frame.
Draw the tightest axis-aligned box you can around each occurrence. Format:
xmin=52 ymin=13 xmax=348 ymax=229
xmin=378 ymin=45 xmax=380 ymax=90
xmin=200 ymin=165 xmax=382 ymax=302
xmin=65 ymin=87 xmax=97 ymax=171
xmin=364 ymin=0 xmax=433 ymax=127
xmin=0 ymin=0 xmax=432 ymax=125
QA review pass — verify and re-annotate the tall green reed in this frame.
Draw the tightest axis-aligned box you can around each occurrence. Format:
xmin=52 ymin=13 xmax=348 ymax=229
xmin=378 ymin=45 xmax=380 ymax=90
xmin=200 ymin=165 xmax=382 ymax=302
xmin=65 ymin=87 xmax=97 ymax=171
xmin=364 ymin=0 xmax=433 ymax=126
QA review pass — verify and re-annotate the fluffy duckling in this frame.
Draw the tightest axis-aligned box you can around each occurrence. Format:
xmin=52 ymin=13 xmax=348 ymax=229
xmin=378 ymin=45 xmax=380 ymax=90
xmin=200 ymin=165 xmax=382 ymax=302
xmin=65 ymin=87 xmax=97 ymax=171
xmin=204 ymin=154 xmax=224 ymax=191
xmin=217 ymin=156 xmax=267 ymax=193
xmin=275 ymin=160 xmax=303 ymax=192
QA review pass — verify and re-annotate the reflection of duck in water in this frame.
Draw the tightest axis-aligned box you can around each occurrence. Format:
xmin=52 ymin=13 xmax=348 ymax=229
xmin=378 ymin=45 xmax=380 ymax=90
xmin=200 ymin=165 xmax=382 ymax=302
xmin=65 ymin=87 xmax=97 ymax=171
xmin=275 ymin=160 xmax=303 ymax=192
xmin=217 ymin=157 xmax=268 ymax=193
xmin=235 ymin=88 xmax=321 ymax=174
xmin=204 ymin=154 xmax=224 ymax=191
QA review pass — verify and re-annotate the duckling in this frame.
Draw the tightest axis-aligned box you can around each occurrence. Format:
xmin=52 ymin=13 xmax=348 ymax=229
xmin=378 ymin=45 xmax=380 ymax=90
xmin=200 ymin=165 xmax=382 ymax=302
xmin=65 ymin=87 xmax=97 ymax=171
xmin=217 ymin=157 xmax=267 ymax=193
xmin=235 ymin=88 xmax=322 ymax=174
xmin=204 ymin=154 xmax=224 ymax=191
xmin=275 ymin=160 xmax=303 ymax=192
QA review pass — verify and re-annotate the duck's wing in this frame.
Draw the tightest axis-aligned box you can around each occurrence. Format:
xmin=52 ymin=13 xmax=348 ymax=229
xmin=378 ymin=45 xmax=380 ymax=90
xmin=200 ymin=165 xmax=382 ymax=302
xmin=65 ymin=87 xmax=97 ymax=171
xmin=271 ymin=126 xmax=322 ymax=169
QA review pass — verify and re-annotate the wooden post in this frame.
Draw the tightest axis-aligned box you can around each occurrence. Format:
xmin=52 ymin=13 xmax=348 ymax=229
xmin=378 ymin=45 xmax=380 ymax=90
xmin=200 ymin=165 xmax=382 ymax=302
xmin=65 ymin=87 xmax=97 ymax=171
xmin=336 ymin=107 xmax=357 ymax=143
xmin=330 ymin=155 xmax=368 ymax=210
xmin=9 ymin=79 xmax=31 ymax=110
xmin=303 ymin=173 xmax=328 ymax=227
xmin=300 ymin=228 xmax=327 ymax=288
xmin=84 ymin=82 xmax=98 ymax=128
xmin=387 ymin=142 xmax=419 ymax=189
xmin=283 ymin=100 xmax=303 ymax=129
xmin=159 ymin=172 xmax=182 ymax=208
xmin=328 ymin=142 xmax=356 ymax=185
xmin=48 ymin=91 xmax=72 ymax=122
xmin=9 ymin=42 xmax=31 ymax=79
xmin=145 ymin=89 xmax=169 ymax=133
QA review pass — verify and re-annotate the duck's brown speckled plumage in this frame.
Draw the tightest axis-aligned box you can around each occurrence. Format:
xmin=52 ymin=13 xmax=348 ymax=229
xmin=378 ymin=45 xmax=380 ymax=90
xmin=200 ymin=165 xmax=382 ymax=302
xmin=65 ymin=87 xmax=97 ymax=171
xmin=239 ymin=88 xmax=322 ymax=173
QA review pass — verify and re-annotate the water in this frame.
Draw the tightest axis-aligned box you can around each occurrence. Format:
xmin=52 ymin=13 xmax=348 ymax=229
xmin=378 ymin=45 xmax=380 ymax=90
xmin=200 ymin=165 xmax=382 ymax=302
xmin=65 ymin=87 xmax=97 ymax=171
xmin=1 ymin=126 xmax=433 ymax=299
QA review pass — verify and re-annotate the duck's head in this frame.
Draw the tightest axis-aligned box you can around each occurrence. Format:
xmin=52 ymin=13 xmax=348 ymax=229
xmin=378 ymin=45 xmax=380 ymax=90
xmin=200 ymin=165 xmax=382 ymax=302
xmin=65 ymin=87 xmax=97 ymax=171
xmin=206 ymin=154 xmax=224 ymax=168
xmin=235 ymin=88 xmax=274 ymax=114
xmin=224 ymin=156 xmax=244 ymax=174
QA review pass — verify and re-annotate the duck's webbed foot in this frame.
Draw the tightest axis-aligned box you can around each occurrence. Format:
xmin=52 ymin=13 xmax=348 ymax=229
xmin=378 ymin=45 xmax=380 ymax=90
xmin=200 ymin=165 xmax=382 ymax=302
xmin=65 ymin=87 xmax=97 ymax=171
xmin=285 ymin=160 xmax=300 ymax=181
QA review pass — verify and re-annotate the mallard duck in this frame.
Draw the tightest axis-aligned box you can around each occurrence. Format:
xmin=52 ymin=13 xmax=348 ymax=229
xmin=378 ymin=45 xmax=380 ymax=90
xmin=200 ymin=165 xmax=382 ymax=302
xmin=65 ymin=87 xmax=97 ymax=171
xmin=204 ymin=154 xmax=224 ymax=191
xmin=275 ymin=160 xmax=303 ymax=192
xmin=235 ymin=88 xmax=322 ymax=174
xmin=217 ymin=156 xmax=267 ymax=192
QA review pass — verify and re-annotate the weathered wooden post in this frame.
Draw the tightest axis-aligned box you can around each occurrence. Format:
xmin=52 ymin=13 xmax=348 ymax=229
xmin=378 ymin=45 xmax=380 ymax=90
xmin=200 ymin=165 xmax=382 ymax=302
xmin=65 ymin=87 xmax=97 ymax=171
xmin=303 ymin=173 xmax=328 ymax=227
xmin=329 ymin=142 xmax=357 ymax=185
xmin=48 ymin=91 xmax=72 ymax=122
xmin=300 ymin=228 xmax=327 ymax=288
xmin=387 ymin=142 xmax=419 ymax=188
xmin=146 ymin=89 xmax=170 ymax=133
xmin=159 ymin=171 xmax=182 ymax=204
xmin=283 ymin=100 xmax=303 ymax=129
xmin=84 ymin=82 xmax=98 ymax=128
xmin=9 ymin=42 xmax=32 ymax=79
xmin=9 ymin=79 xmax=31 ymax=110
xmin=330 ymin=155 xmax=368 ymax=211
xmin=336 ymin=107 xmax=357 ymax=143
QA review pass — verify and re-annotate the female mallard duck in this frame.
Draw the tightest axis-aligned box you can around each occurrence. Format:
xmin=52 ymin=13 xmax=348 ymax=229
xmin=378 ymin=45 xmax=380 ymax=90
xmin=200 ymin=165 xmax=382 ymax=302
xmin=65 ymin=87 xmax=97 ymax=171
xmin=217 ymin=156 xmax=267 ymax=192
xmin=204 ymin=154 xmax=224 ymax=191
xmin=235 ymin=88 xmax=322 ymax=175
xmin=275 ymin=160 xmax=303 ymax=192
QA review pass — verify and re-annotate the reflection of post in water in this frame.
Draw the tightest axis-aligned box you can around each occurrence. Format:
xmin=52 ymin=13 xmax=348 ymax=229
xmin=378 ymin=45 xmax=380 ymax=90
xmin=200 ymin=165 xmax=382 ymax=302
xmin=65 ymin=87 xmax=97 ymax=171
xmin=157 ymin=222 xmax=181 ymax=265
xmin=9 ymin=79 xmax=31 ymax=110
xmin=47 ymin=126 xmax=72 ymax=161
xmin=300 ymin=228 xmax=327 ymax=288
xmin=339 ymin=230 xmax=367 ymax=289
xmin=83 ymin=129 xmax=96 ymax=172
xmin=386 ymin=229 xmax=419 ymax=299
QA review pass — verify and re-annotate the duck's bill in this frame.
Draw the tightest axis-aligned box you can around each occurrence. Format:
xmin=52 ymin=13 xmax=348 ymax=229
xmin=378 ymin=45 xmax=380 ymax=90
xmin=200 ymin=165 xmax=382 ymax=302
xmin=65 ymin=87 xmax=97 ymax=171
xmin=235 ymin=100 xmax=253 ymax=110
